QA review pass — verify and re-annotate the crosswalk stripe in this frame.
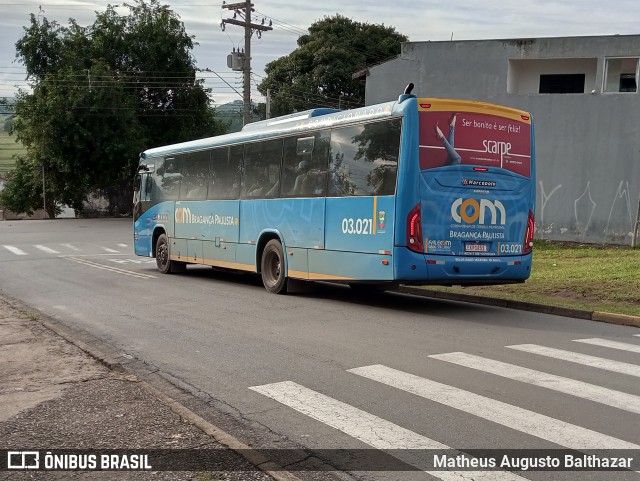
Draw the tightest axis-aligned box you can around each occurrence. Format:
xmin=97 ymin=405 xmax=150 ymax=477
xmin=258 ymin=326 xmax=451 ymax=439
xmin=65 ymin=257 xmax=156 ymax=279
xmin=249 ymin=381 xmax=527 ymax=481
xmin=429 ymin=352 xmax=640 ymax=414
xmin=348 ymin=365 xmax=639 ymax=450
xmin=61 ymin=243 xmax=81 ymax=251
xmin=507 ymin=344 xmax=640 ymax=377
xmin=3 ymin=245 xmax=27 ymax=255
xmin=34 ymin=245 xmax=60 ymax=254
xmin=574 ymin=338 xmax=640 ymax=354
xmin=101 ymin=247 xmax=120 ymax=253
xmin=117 ymin=243 xmax=128 ymax=247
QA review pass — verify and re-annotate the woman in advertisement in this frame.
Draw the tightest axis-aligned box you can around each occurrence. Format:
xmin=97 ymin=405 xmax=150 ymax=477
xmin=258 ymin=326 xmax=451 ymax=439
xmin=435 ymin=115 xmax=462 ymax=166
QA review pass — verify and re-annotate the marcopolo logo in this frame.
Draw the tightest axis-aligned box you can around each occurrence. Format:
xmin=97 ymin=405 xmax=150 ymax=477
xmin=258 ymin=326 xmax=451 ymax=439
xmin=451 ymin=198 xmax=506 ymax=225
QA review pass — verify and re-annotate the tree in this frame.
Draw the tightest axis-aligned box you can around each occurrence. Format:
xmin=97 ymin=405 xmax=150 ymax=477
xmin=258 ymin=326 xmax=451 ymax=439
xmin=5 ymin=0 xmax=227 ymax=216
xmin=3 ymin=116 xmax=13 ymax=133
xmin=257 ymin=15 xmax=407 ymax=116
xmin=353 ymin=118 xmax=402 ymax=162
xmin=0 ymin=157 xmax=58 ymax=217
xmin=0 ymin=98 xmax=12 ymax=132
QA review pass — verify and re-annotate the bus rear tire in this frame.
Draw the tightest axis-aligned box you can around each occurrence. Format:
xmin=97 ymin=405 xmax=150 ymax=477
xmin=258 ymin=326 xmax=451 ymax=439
xmin=261 ymin=239 xmax=287 ymax=294
xmin=156 ymin=234 xmax=186 ymax=274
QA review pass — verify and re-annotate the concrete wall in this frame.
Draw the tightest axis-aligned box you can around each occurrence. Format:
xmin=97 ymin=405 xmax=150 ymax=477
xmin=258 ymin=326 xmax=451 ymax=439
xmin=365 ymin=35 xmax=640 ymax=245
xmin=0 ymin=209 xmax=46 ymax=220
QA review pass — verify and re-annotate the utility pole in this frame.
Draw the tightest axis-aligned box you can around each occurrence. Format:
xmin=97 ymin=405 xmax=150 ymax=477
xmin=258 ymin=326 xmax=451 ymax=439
xmin=266 ymin=88 xmax=271 ymax=119
xmin=632 ymin=195 xmax=640 ymax=248
xmin=221 ymin=1 xmax=272 ymax=126
xmin=42 ymin=164 xmax=46 ymax=218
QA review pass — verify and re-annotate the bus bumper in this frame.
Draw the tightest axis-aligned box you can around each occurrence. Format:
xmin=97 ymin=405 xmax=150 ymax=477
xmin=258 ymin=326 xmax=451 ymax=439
xmin=394 ymin=247 xmax=532 ymax=285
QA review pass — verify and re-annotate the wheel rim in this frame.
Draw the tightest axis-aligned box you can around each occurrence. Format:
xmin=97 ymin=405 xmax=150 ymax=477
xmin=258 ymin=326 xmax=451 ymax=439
xmin=264 ymin=249 xmax=281 ymax=287
xmin=157 ymin=242 xmax=168 ymax=270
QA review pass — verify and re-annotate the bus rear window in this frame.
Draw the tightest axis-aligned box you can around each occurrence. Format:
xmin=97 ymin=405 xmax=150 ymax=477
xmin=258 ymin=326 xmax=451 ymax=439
xmin=418 ymin=109 xmax=531 ymax=177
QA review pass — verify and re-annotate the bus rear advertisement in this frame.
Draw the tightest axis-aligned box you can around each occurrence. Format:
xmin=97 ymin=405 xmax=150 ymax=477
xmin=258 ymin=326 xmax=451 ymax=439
xmin=133 ymin=86 xmax=535 ymax=293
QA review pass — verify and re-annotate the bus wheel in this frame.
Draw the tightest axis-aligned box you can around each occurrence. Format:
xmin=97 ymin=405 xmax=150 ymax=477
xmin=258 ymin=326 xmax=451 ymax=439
xmin=156 ymin=234 xmax=185 ymax=274
xmin=261 ymin=239 xmax=288 ymax=294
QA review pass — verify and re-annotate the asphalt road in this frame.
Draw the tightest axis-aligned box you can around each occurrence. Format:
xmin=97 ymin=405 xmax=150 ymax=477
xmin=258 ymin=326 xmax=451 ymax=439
xmin=1 ymin=218 xmax=639 ymax=481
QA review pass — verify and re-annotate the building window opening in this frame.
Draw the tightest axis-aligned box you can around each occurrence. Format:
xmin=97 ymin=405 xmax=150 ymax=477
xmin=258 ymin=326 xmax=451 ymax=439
xmin=619 ymin=73 xmax=637 ymax=92
xmin=539 ymin=74 xmax=585 ymax=94
xmin=604 ymin=57 xmax=638 ymax=93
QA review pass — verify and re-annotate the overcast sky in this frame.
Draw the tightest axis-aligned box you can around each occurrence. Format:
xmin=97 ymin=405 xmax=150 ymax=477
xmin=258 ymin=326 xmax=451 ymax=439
xmin=1 ymin=0 xmax=639 ymax=106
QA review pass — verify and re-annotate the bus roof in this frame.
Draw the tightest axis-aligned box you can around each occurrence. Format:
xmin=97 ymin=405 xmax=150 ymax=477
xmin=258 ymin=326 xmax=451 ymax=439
xmin=140 ymin=100 xmax=399 ymax=160
xmin=240 ymin=108 xmax=341 ymax=131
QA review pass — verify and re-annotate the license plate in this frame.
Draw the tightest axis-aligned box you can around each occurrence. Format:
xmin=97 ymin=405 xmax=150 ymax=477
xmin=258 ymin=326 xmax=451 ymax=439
xmin=465 ymin=242 xmax=488 ymax=252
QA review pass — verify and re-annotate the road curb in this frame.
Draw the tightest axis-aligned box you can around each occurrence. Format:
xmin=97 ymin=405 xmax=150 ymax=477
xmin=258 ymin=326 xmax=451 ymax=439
xmin=592 ymin=311 xmax=640 ymax=327
xmin=396 ymin=286 xmax=640 ymax=327
xmin=1 ymin=293 xmax=305 ymax=481
xmin=141 ymin=383 xmax=304 ymax=481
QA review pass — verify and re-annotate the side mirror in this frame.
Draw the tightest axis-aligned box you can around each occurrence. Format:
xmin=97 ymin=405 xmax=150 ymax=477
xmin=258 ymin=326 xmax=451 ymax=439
xmin=133 ymin=175 xmax=141 ymax=192
xmin=146 ymin=176 xmax=153 ymax=193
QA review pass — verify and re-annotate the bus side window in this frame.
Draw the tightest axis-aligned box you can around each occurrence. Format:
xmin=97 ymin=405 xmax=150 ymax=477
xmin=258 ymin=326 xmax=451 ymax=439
xmin=209 ymin=147 xmax=238 ymax=199
xmin=328 ymin=119 xmax=400 ymax=197
xmin=181 ymin=150 xmax=210 ymax=200
xmin=150 ymin=159 xmax=163 ymax=203
xmin=368 ymin=165 xmax=396 ymax=196
xmin=282 ymin=132 xmax=328 ymax=197
xmin=153 ymin=157 xmax=182 ymax=202
xmin=229 ymin=145 xmax=243 ymax=199
xmin=311 ymin=130 xmax=330 ymax=196
xmin=242 ymin=139 xmax=282 ymax=198
xmin=300 ymin=169 xmax=326 ymax=196
xmin=282 ymin=136 xmax=309 ymax=196
xmin=144 ymin=175 xmax=153 ymax=201
xmin=328 ymin=127 xmax=358 ymax=196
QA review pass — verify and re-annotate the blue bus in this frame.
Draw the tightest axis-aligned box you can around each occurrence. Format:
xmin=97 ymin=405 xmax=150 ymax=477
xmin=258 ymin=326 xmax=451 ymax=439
xmin=133 ymin=86 xmax=535 ymax=294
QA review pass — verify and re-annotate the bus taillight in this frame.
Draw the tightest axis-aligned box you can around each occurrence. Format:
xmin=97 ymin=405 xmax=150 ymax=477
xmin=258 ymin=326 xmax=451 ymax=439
xmin=407 ymin=203 xmax=424 ymax=253
xmin=523 ymin=210 xmax=535 ymax=255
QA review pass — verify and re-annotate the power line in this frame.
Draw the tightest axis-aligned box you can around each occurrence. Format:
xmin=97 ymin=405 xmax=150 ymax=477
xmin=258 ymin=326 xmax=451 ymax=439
xmin=253 ymin=10 xmax=306 ymax=36
xmin=0 ymin=2 xmax=224 ymax=6
xmin=0 ymin=74 xmax=362 ymax=110
xmin=0 ymin=69 xmax=244 ymax=78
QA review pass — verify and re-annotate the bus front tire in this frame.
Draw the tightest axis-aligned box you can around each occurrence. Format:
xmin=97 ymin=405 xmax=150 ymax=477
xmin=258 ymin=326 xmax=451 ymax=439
xmin=261 ymin=239 xmax=287 ymax=294
xmin=156 ymin=234 xmax=186 ymax=274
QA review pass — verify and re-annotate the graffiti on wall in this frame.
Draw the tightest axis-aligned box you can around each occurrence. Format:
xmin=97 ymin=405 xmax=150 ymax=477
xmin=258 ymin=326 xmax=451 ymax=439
xmin=538 ymin=180 xmax=637 ymax=244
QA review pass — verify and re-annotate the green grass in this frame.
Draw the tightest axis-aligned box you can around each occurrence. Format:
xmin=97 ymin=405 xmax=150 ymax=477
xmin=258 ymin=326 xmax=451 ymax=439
xmin=424 ymin=240 xmax=640 ymax=317
xmin=0 ymin=117 xmax=26 ymax=173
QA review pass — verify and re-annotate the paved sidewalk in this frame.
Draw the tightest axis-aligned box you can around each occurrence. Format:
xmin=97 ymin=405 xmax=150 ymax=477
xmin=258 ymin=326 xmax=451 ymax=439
xmin=0 ymin=295 xmax=274 ymax=481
